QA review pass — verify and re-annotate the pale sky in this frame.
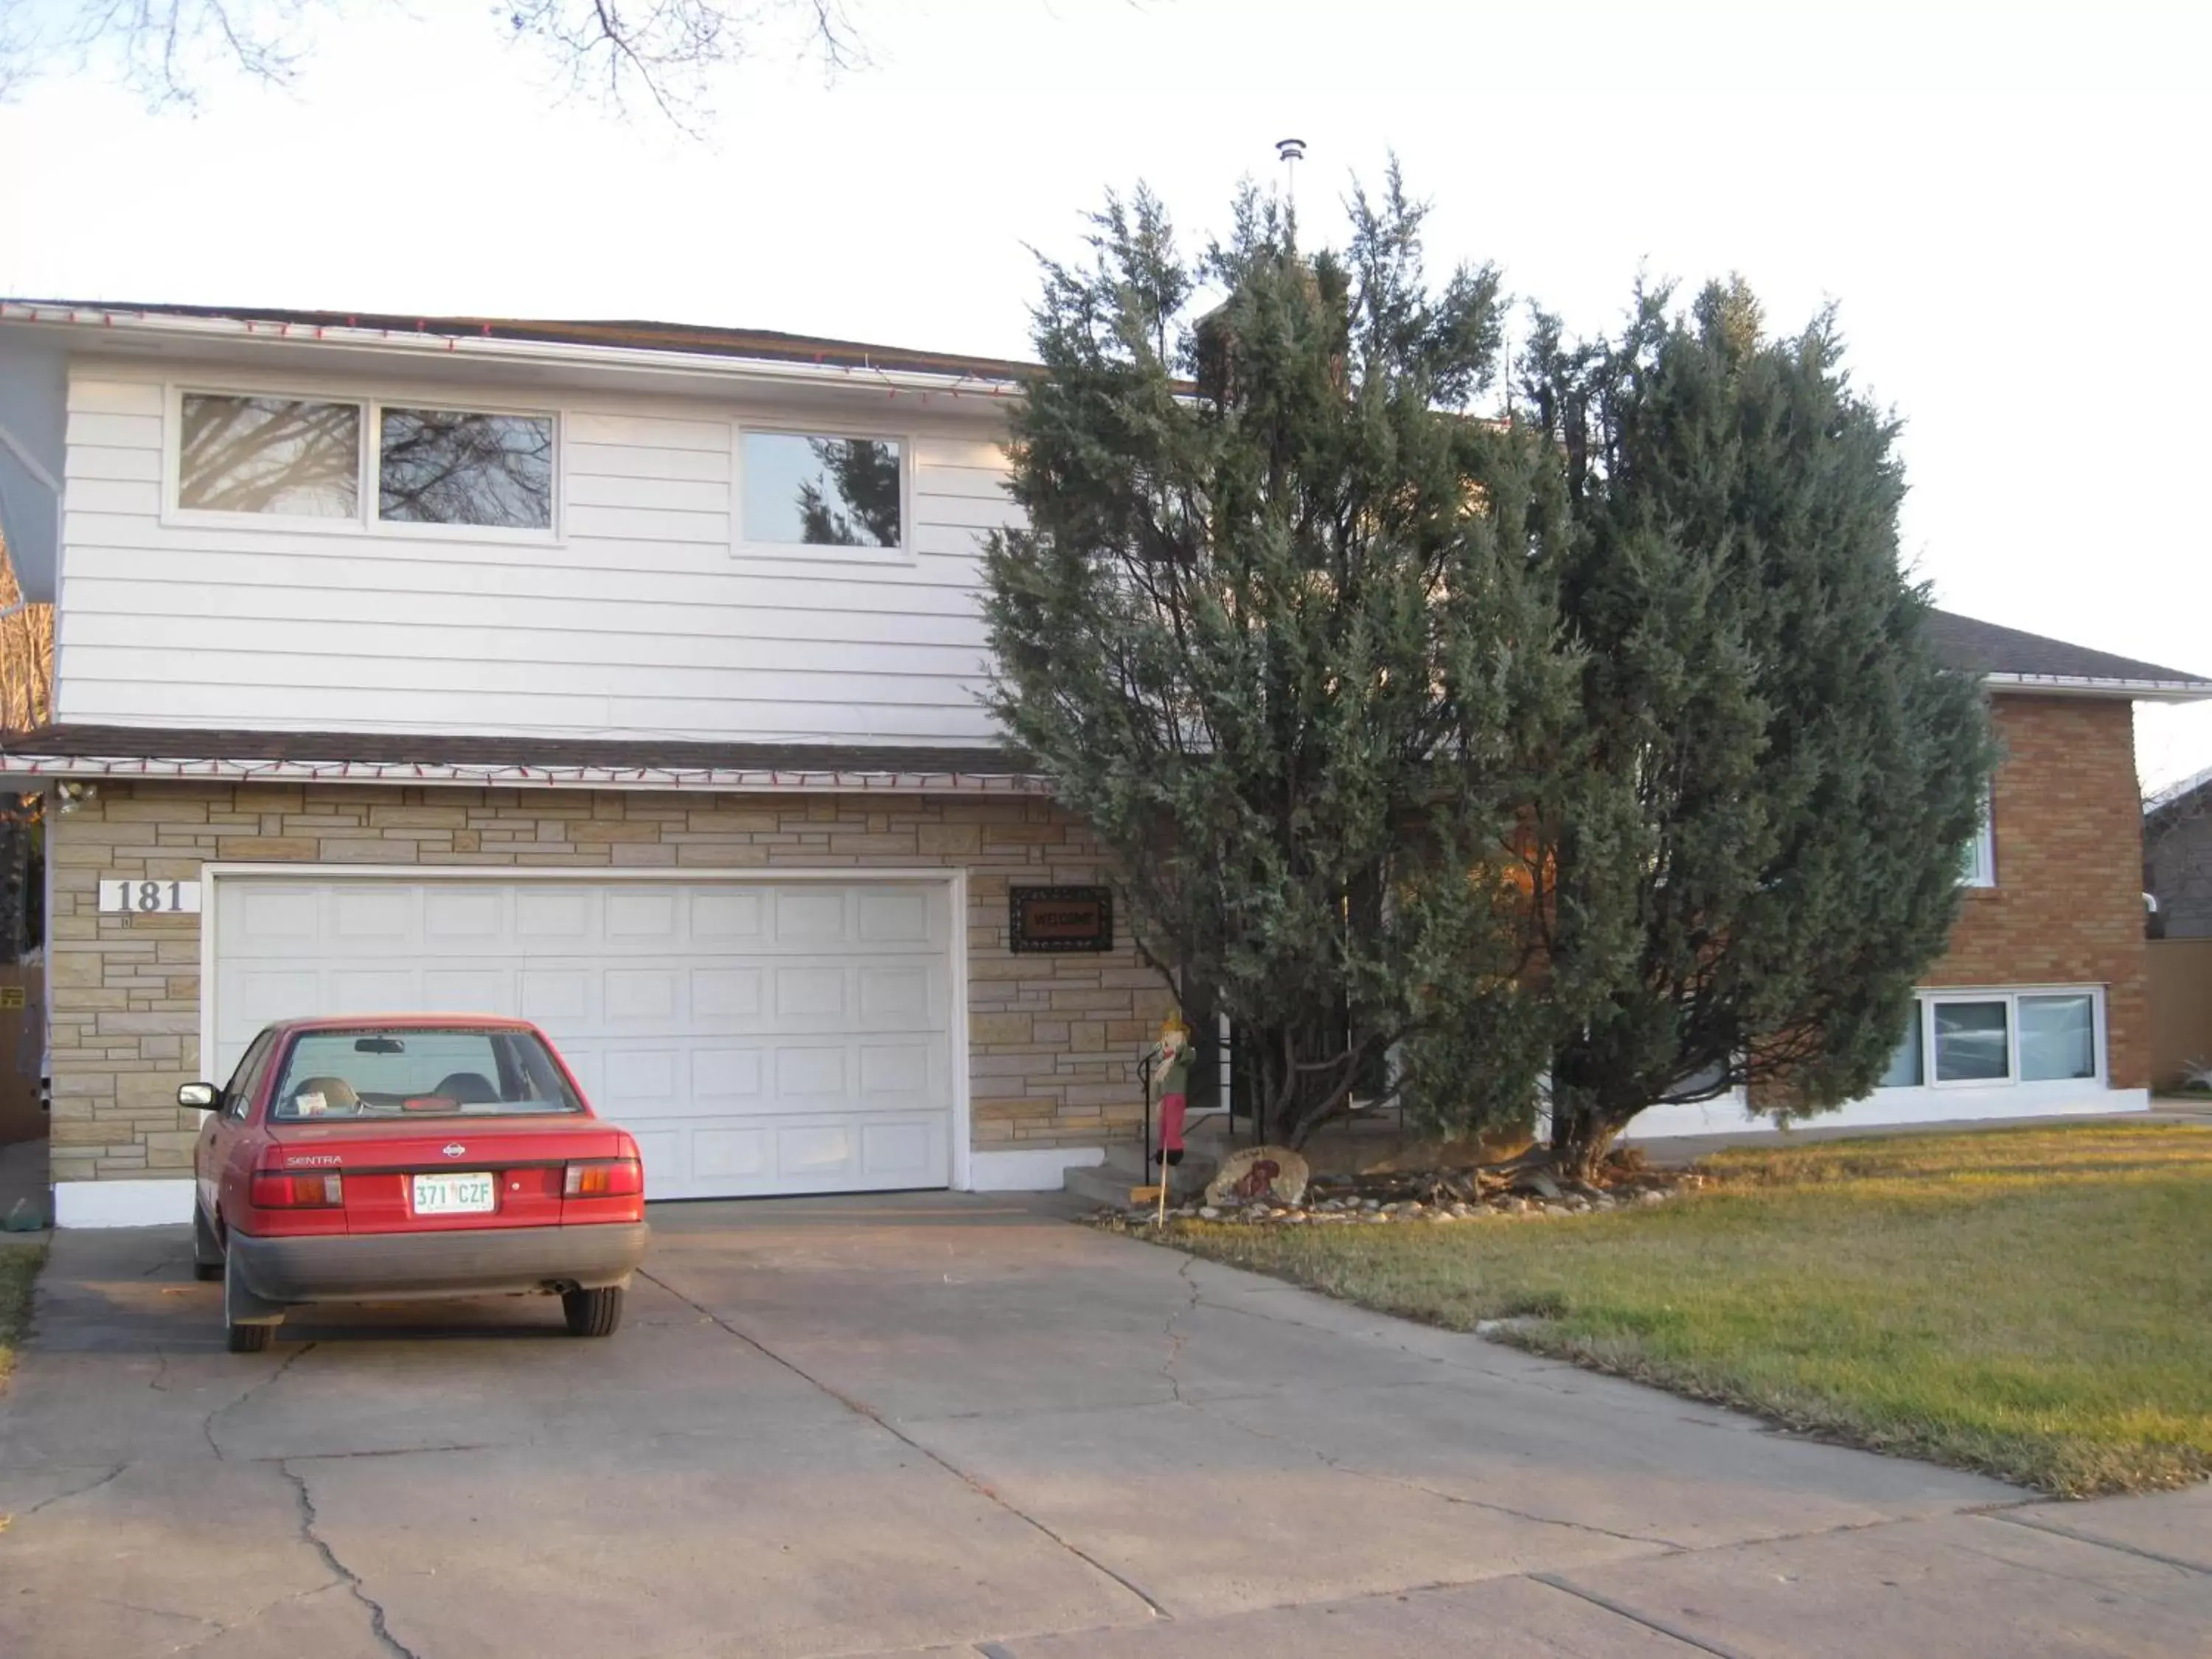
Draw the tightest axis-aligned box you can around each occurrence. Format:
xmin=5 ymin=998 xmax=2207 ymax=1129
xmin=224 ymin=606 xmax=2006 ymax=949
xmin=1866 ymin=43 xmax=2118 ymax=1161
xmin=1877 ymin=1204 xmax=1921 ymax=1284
xmin=3 ymin=0 xmax=2205 ymax=788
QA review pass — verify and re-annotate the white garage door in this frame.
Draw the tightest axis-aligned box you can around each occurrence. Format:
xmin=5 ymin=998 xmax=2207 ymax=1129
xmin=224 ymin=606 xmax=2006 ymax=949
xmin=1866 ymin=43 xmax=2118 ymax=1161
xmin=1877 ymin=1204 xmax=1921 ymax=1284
xmin=210 ymin=877 xmax=957 ymax=1200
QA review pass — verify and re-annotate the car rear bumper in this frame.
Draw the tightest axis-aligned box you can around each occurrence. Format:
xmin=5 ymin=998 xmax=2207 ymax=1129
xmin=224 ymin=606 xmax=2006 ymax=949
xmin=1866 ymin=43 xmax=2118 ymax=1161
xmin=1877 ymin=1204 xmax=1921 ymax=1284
xmin=229 ymin=1222 xmax=649 ymax=1305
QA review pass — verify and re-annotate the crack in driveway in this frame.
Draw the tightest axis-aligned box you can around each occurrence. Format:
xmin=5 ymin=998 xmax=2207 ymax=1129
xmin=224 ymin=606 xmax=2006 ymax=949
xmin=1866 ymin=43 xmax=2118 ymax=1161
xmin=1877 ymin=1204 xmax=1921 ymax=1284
xmin=201 ymin=1342 xmax=317 ymax=1461
xmin=9 ymin=1461 xmax=129 ymax=1519
xmin=280 ymin=1459 xmax=423 ymax=1659
xmin=1159 ymin=1257 xmax=1200 ymax=1406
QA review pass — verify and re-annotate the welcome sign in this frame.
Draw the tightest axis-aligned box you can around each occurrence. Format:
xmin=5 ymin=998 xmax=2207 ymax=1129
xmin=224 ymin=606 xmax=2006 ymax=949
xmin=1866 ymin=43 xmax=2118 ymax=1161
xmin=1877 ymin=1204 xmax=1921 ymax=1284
xmin=1009 ymin=886 xmax=1114 ymax=953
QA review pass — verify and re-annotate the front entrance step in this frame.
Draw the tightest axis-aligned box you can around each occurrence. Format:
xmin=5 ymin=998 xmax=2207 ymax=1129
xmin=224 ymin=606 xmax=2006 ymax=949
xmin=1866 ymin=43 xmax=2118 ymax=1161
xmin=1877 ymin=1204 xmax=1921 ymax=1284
xmin=1064 ymin=1143 xmax=1218 ymax=1209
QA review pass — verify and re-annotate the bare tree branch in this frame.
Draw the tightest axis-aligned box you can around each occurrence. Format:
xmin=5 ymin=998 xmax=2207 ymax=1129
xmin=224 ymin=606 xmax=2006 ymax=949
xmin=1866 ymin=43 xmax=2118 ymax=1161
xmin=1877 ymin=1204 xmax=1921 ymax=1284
xmin=0 ymin=0 xmax=870 ymax=126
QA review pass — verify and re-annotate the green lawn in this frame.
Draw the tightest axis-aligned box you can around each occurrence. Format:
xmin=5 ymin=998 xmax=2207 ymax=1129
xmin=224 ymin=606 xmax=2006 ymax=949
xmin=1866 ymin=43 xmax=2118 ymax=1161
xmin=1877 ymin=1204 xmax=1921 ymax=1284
xmin=0 ymin=1244 xmax=41 ymax=1393
xmin=1167 ymin=1124 xmax=2212 ymax=1497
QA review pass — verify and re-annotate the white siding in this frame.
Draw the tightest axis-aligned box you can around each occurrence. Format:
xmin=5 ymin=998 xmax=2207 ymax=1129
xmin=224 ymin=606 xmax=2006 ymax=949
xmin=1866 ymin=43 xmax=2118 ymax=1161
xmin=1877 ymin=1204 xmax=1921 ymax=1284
xmin=55 ymin=364 xmax=1023 ymax=745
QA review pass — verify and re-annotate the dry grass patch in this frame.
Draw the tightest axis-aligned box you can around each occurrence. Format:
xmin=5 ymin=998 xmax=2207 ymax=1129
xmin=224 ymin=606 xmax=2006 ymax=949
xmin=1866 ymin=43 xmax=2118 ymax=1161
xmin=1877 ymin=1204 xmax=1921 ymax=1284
xmin=1167 ymin=1124 xmax=2212 ymax=1496
xmin=0 ymin=1244 xmax=41 ymax=1393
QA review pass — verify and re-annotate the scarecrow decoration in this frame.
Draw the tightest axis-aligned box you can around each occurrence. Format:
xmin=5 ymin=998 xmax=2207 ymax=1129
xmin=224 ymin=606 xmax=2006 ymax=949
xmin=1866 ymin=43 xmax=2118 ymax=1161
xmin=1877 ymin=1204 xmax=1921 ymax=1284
xmin=1147 ymin=1015 xmax=1194 ymax=1169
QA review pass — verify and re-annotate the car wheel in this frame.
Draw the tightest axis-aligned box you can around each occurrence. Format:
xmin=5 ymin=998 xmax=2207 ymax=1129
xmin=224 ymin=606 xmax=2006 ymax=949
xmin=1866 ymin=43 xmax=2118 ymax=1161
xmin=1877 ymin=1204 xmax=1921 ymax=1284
xmin=563 ymin=1285 xmax=624 ymax=1338
xmin=223 ymin=1251 xmax=276 ymax=1354
xmin=192 ymin=1203 xmax=224 ymax=1282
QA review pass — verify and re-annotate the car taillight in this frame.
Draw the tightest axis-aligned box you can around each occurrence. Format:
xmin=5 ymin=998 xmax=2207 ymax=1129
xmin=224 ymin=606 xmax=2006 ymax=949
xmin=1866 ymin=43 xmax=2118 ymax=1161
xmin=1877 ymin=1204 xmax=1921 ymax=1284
xmin=251 ymin=1171 xmax=344 ymax=1208
xmin=563 ymin=1158 xmax=643 ymax=1197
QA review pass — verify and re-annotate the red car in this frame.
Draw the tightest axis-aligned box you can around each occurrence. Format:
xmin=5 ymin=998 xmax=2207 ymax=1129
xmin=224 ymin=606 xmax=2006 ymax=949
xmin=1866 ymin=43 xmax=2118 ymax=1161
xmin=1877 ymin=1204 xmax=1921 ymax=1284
xmin=187 ymin=1015 xmax=648 ymax=1352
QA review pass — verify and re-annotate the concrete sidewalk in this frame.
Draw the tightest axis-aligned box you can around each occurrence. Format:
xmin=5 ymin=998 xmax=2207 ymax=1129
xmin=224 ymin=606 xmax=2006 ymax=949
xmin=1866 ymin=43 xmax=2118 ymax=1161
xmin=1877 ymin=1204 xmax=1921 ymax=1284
xmin=1 ymin=1194 xmax=2205 ymax=1657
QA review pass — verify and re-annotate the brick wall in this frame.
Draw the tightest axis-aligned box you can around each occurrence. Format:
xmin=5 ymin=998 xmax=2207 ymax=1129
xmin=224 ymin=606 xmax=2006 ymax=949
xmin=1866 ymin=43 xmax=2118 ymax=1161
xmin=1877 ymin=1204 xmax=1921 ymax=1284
xmin=46 ymin=782 xmax=1175 ymax=1186
xmin=1928 ymin=694 xmax=2150 ymax=1088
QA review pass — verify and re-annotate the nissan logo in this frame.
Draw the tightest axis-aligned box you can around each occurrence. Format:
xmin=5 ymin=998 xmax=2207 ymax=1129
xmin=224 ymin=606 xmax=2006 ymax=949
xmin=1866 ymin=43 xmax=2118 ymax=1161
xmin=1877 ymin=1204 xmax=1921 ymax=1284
xmin=442 ymin=1144 xmax=467 ymax=1158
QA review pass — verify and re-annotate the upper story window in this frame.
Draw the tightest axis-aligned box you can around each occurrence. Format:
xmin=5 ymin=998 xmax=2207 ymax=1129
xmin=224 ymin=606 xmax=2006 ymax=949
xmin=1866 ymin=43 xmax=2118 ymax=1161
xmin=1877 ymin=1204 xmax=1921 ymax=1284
xmin=1960 ymin=785 xmax=1995 ymax=887
xmin=180 ymin=394 xmax=361 ymax=518
xmin=741 ymin=431 xmax=903 ymax=550
xmin=379 ymin=408 xmax=554 ymax=529
xmin=173 ymin=390 xmax=556 ymax=535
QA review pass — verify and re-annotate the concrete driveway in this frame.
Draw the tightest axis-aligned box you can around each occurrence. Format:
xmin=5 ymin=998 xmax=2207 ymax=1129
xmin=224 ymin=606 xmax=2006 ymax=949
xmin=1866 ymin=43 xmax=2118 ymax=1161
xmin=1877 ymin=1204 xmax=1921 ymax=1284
xmin=1 ymin=1194 xmax=2207 ymax=1658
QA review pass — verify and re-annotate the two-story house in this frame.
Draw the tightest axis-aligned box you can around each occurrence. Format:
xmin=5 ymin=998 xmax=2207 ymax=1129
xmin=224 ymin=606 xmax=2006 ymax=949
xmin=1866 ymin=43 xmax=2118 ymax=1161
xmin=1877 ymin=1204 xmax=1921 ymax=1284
xmin=2 ymin=299 xmax=2207 ymax=1225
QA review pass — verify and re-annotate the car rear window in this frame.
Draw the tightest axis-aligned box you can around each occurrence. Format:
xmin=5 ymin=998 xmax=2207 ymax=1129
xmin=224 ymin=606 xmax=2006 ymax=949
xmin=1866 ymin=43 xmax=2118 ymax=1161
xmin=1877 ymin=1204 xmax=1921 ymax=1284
xmin=269 ymin=1028 xmax=585 ymax=1121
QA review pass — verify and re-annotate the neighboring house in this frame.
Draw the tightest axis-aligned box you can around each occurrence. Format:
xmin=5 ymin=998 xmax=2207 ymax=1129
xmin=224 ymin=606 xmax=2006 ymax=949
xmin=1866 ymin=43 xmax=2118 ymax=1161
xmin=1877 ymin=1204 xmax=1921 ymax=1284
xmin=2144 ymin=766 xmax=2212 ymax=938
xmin=1632 ymin=613 xmax=2212 ymax=1136
xmin=0 ymin=299 xmax=2206 ymax=1224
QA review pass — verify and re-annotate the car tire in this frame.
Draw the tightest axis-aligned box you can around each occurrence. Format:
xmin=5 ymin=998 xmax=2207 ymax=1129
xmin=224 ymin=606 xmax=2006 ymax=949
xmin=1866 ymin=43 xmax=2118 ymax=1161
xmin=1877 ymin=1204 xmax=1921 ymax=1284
xmin=192 ymin=1203 xmax=224 ymax=1282
xmin=563 ymin=1285 xmax=624 ymax=1338
xmin=224 ymin=1251 xmax=277 ymax=1354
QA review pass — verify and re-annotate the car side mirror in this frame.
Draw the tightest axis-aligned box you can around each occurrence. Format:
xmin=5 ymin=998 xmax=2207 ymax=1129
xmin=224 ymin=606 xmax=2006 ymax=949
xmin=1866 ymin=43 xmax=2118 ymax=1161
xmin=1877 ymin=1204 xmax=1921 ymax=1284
xmin=178 ymin=1082 xmax=219 ymax=1110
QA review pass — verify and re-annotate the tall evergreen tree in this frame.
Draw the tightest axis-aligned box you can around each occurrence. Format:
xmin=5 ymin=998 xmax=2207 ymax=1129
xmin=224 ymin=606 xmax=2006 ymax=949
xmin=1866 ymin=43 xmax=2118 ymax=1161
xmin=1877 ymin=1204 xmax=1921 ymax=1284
xmin=983 ymin=175 xmax=1605 ymax=1147
xmin=1523 ymin=279 xmax=1995 ymax=1176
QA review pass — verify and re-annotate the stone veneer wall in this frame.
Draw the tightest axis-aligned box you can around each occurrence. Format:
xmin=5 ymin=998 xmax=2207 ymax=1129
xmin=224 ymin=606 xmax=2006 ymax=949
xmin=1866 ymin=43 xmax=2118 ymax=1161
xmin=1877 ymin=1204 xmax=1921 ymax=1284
xmin=47 ymin=781 xmax=1173 ymax=1186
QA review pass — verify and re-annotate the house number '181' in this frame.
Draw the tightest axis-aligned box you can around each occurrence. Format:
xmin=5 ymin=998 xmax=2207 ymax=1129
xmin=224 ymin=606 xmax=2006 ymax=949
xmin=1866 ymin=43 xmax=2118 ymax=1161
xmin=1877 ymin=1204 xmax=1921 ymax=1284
xmin=97 ymin=879 xmax=203 ymax=915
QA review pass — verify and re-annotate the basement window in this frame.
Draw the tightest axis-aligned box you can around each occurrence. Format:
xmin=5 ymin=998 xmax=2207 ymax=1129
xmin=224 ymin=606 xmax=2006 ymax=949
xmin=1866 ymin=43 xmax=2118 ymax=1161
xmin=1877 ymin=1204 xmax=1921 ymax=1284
xmin=1877 ymin=1006 xmax=1924 ymax=1088
xmin=1933 ymin=999 xmax=2010 ymax=1082
xmin=1878 ymin=989 xmax=2103 ymax=1091
xmin=2018 ymin=993 xmax=2096 ymax=1082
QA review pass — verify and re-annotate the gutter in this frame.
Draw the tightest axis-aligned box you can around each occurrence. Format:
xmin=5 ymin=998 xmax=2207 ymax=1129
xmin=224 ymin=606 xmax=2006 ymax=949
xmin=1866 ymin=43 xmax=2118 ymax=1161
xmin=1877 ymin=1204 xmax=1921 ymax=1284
xmin=1982 ymin=672 xmax=2212 ymax=704
xmin=0 ymin=750 xmax=1046 ymax=796
xmin=0 ymin=302 xmax=1029 ymax=403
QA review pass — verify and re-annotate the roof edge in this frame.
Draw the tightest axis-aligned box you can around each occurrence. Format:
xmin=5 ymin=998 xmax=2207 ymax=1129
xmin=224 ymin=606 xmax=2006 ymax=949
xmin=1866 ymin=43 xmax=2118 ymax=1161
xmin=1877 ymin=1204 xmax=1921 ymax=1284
xmin=1982 ymin=672 xmax=2212 ymax=704
xmin=0 ymin=301 xmax=1032 ymax=401
xmin=0 ymin=750 xmax=1047 ymax=796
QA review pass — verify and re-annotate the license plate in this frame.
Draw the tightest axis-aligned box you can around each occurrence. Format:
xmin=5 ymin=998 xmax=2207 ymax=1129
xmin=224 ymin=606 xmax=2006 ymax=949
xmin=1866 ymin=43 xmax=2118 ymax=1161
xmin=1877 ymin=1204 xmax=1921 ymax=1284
xmin=411 ymin=1172 xmax=496 ymax=1215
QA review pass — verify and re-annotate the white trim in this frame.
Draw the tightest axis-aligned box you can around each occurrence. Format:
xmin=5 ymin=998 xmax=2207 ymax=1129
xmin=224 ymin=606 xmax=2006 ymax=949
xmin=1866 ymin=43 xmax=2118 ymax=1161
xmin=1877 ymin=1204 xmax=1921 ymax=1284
xmin=967 ymin=1145 xmax=1106 ymax=1192
xmin=1627 ymin=1085 xmax=2150 ymax=1140
xmin=198 ymin=863 xmax=974 ymax=1197
xmin=948 ymin=867 xmax=974 ymax=1192
xmin=1983 ymin=672 xmax=2212 ymax=703
xmin=55 ymin=1177 xmax=193 ymax=1228
xmin=0 ymin=754 xmax=1043 ymax=794
xmin=733 ymin=424 xmax=917 ymax=566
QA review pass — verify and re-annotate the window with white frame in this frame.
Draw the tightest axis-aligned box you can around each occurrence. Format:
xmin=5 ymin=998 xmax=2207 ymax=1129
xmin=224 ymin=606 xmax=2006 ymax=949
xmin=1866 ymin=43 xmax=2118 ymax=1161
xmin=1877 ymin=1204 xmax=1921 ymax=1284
xmin=1875 ymin=989 xmax=2101 ymax=1088
xmin=1961 ymin=783 xmax=1996 ymax=887
xmin=175 ymin=392 xmax=555 ymax=533
xmin=740 ymin=431 xmax=904 ymax=549
xmin=378 ymin=408 xmax=553 ymax=529
xmin=179 ymin=394 xmax=361 ymax=518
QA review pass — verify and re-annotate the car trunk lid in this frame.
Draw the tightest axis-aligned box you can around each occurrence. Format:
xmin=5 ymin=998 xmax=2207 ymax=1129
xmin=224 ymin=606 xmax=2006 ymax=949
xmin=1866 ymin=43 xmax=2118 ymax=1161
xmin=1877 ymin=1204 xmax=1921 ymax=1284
xmin=263 ymin=1115 xmax=629 ymax=1233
